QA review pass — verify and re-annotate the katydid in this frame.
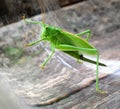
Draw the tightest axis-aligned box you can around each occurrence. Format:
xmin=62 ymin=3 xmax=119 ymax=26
xmin=23 ymin=17 xmax=106 ymax=94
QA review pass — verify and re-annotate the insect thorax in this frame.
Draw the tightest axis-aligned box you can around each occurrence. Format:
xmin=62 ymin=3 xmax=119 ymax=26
xmin=42 ymin=24 xmax=61 ymax=42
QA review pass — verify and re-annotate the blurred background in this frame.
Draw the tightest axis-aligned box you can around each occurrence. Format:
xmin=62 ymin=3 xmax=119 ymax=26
xmin=0 ymin=0 xmax=120 ymax=109
xmin=0 ymin=0 xmax=81 ymax=25
xmin=0 ymin=0 xmax=120 ymax=35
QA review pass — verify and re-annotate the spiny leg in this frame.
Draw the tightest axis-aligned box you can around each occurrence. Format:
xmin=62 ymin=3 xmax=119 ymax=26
xmin=76 ymin=29 xmax=91 ymax=41
xmin=56 ymin=44 xmax=105 ymax=94
xmin=41 ymin=44 xmax=55 ymax=69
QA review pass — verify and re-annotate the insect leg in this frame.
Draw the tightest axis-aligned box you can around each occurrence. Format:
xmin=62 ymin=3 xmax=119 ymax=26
xmin=77 ymin=59 xmax=83 ymax=64
xmin=95 ymin=52 xmax=105 ymax=94
xmin=24 ymin=18 xmax=42 ymax=24
xmin=26 ymin=38 xmax=45 ymax=46
xmin=57 ymin=44 xmax=105 ymax=94
xmin=41 ymin=44 xmax=55 ymax=69
xmin=76 ymin=29 xmax=91 ymax=41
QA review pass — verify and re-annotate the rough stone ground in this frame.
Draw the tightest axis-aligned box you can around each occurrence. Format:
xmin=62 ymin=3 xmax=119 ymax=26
xmin=0 ymin=0 xmax=120 ymax=109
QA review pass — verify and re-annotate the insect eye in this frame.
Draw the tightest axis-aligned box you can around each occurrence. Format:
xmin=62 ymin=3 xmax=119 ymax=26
xmin=45 ymin=26 xmax=49 ymax=30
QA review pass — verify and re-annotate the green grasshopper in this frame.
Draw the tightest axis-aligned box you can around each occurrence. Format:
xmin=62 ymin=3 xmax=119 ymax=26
xmin=23 ymin=16 xmax=106 ymax=94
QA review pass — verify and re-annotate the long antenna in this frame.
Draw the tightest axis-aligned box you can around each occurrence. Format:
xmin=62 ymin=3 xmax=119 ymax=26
xmin=38 ymin=0 xmax=46 ymax=23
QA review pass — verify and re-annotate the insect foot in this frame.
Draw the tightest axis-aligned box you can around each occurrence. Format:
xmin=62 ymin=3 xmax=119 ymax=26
xmin=25 ymin=43 xmax=32 ymax=46
xmin=25 ymin=44 xmax=29 ymax=46
xmin=96 ymin=89 xmax=107 ymax=95
xmin=23 ymin=44 xmax=28 ymax=48
xmin=77 ymin=60 xmax=83 ymax=64
xmin=41 ymin=65 xmax=45 ymax=70
xmin=23 ymin=15 xmax=25 ymax=19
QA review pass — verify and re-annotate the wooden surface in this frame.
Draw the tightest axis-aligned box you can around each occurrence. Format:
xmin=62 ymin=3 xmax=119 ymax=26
xmin=0 ymin=1 xmax=120 ymax=107
xmin=0 ymin=24 xmax=120 ymax=109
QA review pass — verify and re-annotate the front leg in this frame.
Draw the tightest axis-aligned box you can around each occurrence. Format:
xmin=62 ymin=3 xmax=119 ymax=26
xmin=26 ymin=38 xmax=45 ymax=46
xmin=23 ymin=15 xmax=42 ymax=24
xmin=41 ymin=44 xmax=55 ymax=69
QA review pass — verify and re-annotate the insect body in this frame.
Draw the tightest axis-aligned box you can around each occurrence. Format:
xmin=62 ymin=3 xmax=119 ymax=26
xmin=24 ymin=18 xmax=106 ymax=94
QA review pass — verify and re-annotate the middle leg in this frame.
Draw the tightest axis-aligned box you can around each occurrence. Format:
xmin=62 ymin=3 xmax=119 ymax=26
xmin=76 ymin=29 xmax=91 ymax=41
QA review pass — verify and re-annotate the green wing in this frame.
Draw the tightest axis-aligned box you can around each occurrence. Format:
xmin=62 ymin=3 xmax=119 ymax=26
xmin=55 ymin=30 xmax=96 ymax=55
xmin=54 ymin=30 xmax=106 ymax=66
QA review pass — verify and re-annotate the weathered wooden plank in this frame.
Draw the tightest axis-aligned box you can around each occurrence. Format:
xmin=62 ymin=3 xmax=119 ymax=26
xmin=0 ymin=1 xmax=120 ymax=108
